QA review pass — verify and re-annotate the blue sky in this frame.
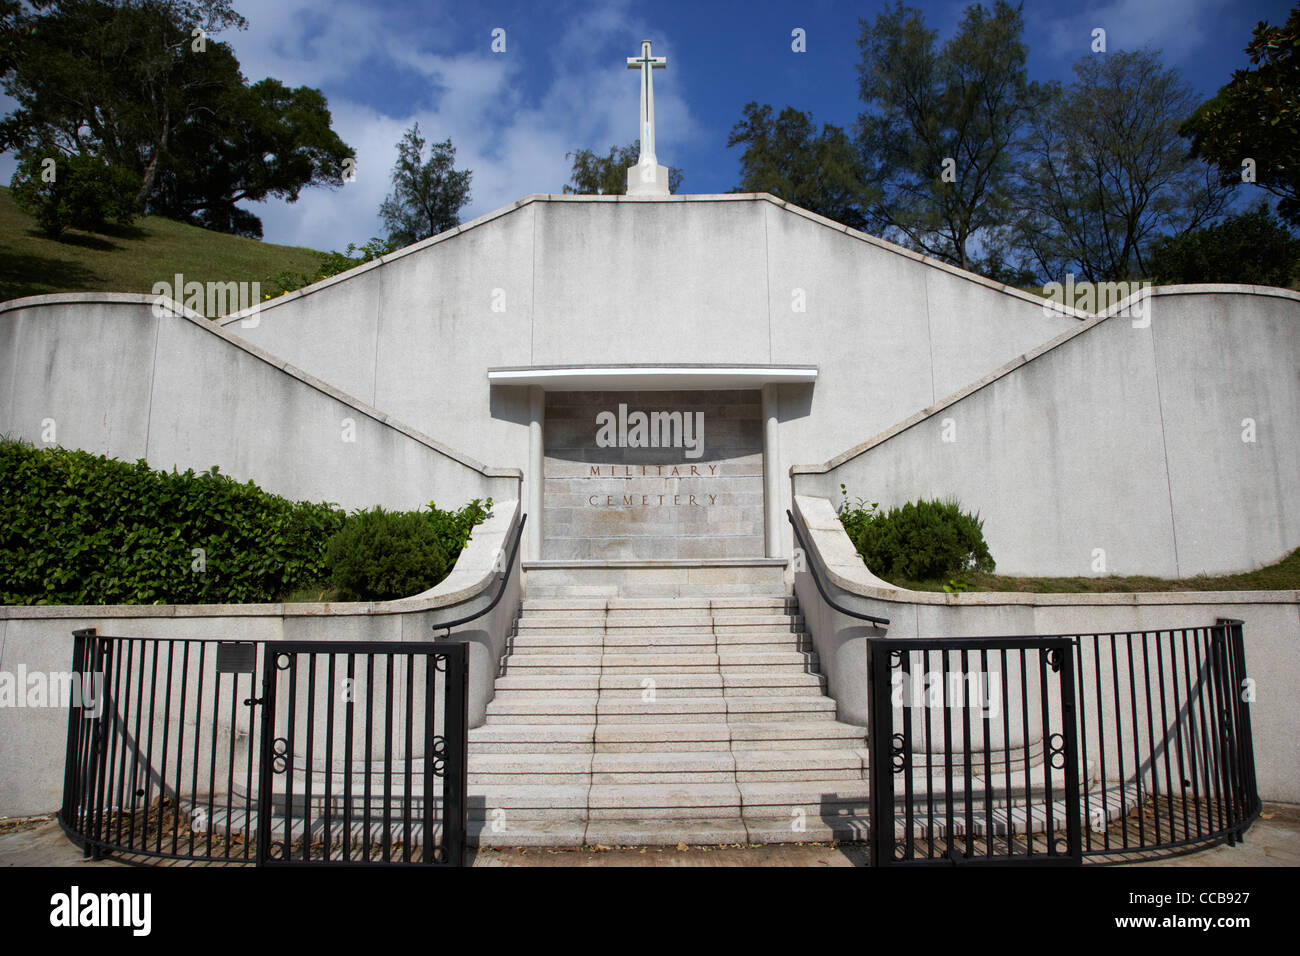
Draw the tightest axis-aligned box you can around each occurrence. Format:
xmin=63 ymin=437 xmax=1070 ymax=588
xmin=4 ymin=0 xmax=1291 ymax=249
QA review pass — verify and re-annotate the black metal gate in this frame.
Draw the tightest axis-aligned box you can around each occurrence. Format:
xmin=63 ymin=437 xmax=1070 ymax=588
xmin=869 ymin=636 xmax=1083 ymax=866
xmin=254 ymin=641 xmax=468 ymax=866
xmin=59 ymin=631 xmax=469 ymax=866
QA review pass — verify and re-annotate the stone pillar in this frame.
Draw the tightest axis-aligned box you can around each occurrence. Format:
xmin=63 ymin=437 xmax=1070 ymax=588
xmin=526 ymin=385 xmax=545 ymax=561
xmin=761 ymin=383 xmax=782 ymax=558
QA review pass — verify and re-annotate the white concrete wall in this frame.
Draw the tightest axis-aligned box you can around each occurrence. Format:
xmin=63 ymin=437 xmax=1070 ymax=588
xmin=212 ymin=194 xmax=1081 ymax=558
xmin=0 ymin=294 xmax=520 ymax=513
xmin=795 ymin=288 xmax=1300 ymax=578
xmin=792 ymin=496 xmax=1300 ymax=805
xmin=0 ymin=502 xmax=523 ymax=816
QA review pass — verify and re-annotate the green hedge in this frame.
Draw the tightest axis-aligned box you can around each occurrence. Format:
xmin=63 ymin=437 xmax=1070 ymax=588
xmin=0 ymin=440 xmax=489 ymax=605
xmin=838 ymin=487 xmax=995 ymax=582
xmin=325 ymin=500 xmax=490 ymax=602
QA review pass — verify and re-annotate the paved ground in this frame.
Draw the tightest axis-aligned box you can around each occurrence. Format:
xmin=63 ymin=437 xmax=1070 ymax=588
xmin=4 ymin=805 xmax=1297 ymax=867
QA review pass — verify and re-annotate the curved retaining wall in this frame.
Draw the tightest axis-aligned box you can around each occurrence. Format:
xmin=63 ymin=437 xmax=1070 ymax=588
xmin=791 ymin=495 xmax=1300 ymax=804
xmin=0 ymin=293 xmax=520 ymax=512
xmin=0 ymin=501 xmax=523 ymax=817
xmin=794 ymin=286 xmax=1300 ymax=578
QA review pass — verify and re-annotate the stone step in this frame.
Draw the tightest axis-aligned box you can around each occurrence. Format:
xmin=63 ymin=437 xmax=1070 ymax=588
xmin=469 ymin=725 xmax=595 ymax=754
xmin=522 ymin=562 xmax=788 ymax=599
xmin=468 ymin=753 xmax=591 ymax=785
xmin=588 ymin=751 xmax=736 ymax=785
xmin=516 ymin=614 xmax=805 ymax=629
xmin=733 ymin=748 xmax=869 ymax=782
xmin=505 ymin=635 xmax=813 ymax=654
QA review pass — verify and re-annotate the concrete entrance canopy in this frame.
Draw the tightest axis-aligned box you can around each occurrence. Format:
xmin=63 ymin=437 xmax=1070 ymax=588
xmin=489 ymin=366 xmax=816 ymax=560
xmin=486 ymin=365 xmax=818 ymax=390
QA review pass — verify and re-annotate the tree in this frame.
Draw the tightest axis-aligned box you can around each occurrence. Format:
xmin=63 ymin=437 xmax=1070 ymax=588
xmin=379 ymin=123 xmax=472 ymax=246
xmin=856 ymin=1 xmax=1044 ymax=272
xmin=1013 ymin=50 xmax=1232 ymax=283
xmin=726 ymin=103 xmax=872 ymax=231
xmin=1181 ymin=5 xmax=1300 ymax=226
xmin=151 ymin=78 xmax=357 ymax=238
xmin=563 ymin=142 xmax=683 ymax=194
xmin=0 ymin=0 xmax=353 ymax=237
xmin=10 ymin=150 xmax=141 ymax=238
xmin=1149 ymin=203 xmax=1300 ymax=287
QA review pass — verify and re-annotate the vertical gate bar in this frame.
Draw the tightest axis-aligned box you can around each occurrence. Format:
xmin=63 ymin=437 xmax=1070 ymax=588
xmin=138 ymin=641 xmax=161 ymax=851
xmin=1237 ymin=622 xmax=1258 ymax=817
xmin=282 ymin=654 xmax=298 ymax=861
xmin=1108 ymin=636 xmax=1128 ymax=848
xmin=156 ymin=641 xmax=175 ymax=856
xmin=1140 ymin=632 xmax=1160 ymax=846
xmin=923 ymin=648 xmax=934 ymax=860
xmin=172 ymin=642 xmax=190 ymax=856
xmin=1057 ymin=640 xmax=1082 ymax=863
xmin=255 ymin=644 xmax=279 ymax=866
xmin=980 ymin=648 xmax=992 ymax=858
xmin=1091 ymin=638 xmax=1109 ymax=852
xmin=422 ymin=652 xmax=436 ymax=864
xmin=867 ymin=642 xmax=892 ymax=867
xmin=205 ymin=647 xmax=222 ymax=860
xmin=1159 ymin=634 xmax=1180 ymax=842
xmin=1037 ymin=647 xmax=1054 ymax=856
xmin=899 ymin=650 xmax=914 ymax=862
xmin=343 ymin=653 xmax=356 ymax=863
xmin=1225 ymin=629 xmax=1246 ymax=834
xmin=125 ymin=639 xmax=145 ymax=849
xmin=89 ymin=638 xmax=113 ymax=859
xmin=187 ymin=644 xmax=205 ymax=856
xmin=1181 ymin=629 xmax=1207 ymax=838
xmin=1000 ymin=648 xmax=1012 ymax=857
xmin=942 ymin=649 xmax=955 ymax=860
xmin=61 ymin=631 xmax=88 ymax=837
xmin=1019 ymin=649 xmax=1031 ymax=857
xmin=383 ymin=653 xmax=394 ymax=863
xmin=1167 ymin=630 xmax=1190 ymax=842
xmin=109 ymin=637 xmax=131 ymax=849
xmin=1074 ymin=639 xmax=1092 ymax=854
xmin=324 ymin=653 xmax=337 ymax=863
xmin=223 ymin=666 xmax=239 ymax=860
xmin=444 ymin=643 xmax=469 ymax=867
xmin=1190 ymin=628 xmax=1217 ymax=836
xmin=1205 ymin=626 xmax=1230 ymax=835
xmin=960 ymin=648 xmax=974 ymax=860
xmin=1229 ymin=621 xmax=1258 ymax=827
xmin=364 ymin=654 xmax=375 ymax=863
xmin=403 ymin=652 xmax=415 ymax=863
xmin=303 ymin=654 xmax=317 ymax=862
xmin=1124 ymin=633 xmax=1145 ymax=848
xmin=243 ymin=653 xmax=257 ymax=861
xmin=1214 ymin=626 xmax=1242 ymax=832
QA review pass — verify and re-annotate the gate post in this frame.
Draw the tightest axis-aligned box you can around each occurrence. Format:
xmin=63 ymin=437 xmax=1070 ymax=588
xmin=867 ymin=639 xmax=895 ymax=867
xmin=442 ymin=641 xmax=470 ymax=866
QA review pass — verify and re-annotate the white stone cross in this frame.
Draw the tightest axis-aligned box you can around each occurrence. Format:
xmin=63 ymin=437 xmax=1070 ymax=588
xmin=625 ymin=39 xmax=670 ymax=195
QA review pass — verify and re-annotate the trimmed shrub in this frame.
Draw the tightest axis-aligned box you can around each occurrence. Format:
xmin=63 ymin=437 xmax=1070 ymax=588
xmin=10 ymin=151 xmax=140 ymax=239
xmin=838 ymin=488 xmax=994 ymax=581
xmin=324 ymin=499 xmax=491 ymax=601
xmin=0 ymin=439 xmax=345 ymax=605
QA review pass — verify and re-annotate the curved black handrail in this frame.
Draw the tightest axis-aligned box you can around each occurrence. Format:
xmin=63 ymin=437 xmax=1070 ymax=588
xmin=786 ymin=508 xmax=890 ymax=626
xmin=436 ymin=512 xmax=527 ymax=637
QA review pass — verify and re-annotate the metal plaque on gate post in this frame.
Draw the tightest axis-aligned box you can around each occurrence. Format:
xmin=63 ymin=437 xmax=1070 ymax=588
xmin=216 ymin=642 xmax=257 ymax=674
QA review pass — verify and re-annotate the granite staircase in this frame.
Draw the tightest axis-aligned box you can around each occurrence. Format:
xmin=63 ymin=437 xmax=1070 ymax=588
xmin=467 ymin=595 xmax=871 ymax=847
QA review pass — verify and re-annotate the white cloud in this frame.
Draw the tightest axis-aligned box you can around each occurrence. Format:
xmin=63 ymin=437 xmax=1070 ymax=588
xmin=1034 ymin=0 xmax=1232 ymax=65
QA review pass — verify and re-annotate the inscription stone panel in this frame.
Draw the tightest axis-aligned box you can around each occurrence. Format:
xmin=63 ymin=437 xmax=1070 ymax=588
xmin=543 ymin=390 xmax=765 ymax=559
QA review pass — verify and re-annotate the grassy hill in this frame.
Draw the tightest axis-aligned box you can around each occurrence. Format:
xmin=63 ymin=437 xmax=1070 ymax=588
xmin=0 ymin=185 xmax=326 ymax=312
